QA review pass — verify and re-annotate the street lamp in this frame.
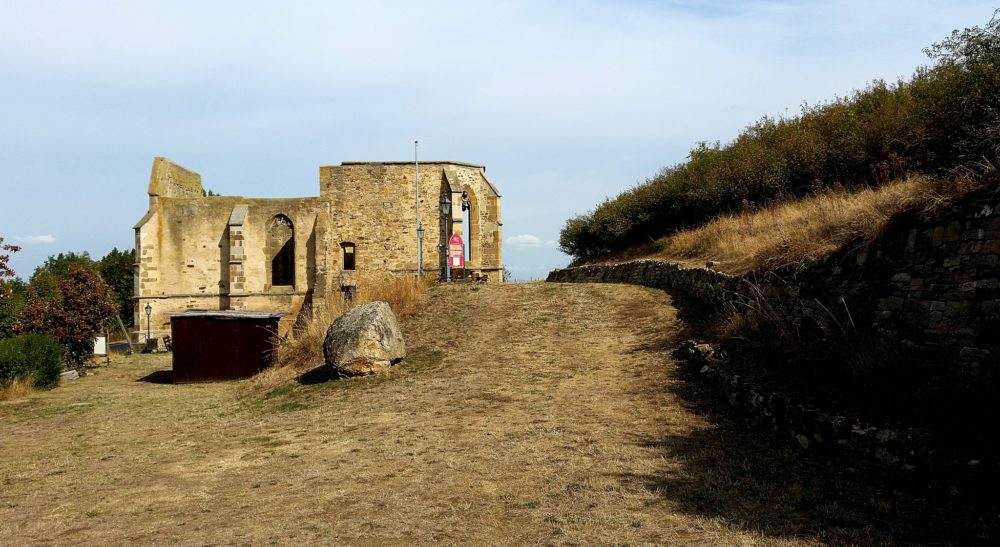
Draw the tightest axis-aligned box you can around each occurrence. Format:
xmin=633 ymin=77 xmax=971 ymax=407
xmin=439 ymin=194 xmax=452 ymax=283
xmin=414 ymin=140 xmax=421 ymax=280
xmin=144 ymin=302 xmax=152 ymax=341
xmin=416 ymin=223 xmax=425 ymax=278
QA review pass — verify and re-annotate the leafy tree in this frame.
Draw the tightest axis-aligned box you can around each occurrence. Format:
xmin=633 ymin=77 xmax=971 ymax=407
xmin=0 ymin=279 xmax=27 ymax=339
xmin=98 ymin=247 xmax=135 ymax=327
xmin=32 ymin=251 xmax=96 ymax=281
xmin=0 ymin=236 xmax=20 ymax=299
xmin=27 ymin=268 xmax=63 ymax=304
xmin=19 ymin=265 xmax=118 ymax=368
xmin=0 ymin=236 xmax=24 ymax=340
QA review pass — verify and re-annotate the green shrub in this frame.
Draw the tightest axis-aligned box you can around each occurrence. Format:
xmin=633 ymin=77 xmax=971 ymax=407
xmin=0 ymin=334 xmax=63 ymax=388
xmin=560 ymin=11 xmax=1000 ymax=259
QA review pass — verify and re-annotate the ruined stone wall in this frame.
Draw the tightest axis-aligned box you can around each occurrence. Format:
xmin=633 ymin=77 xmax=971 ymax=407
xmin=147 ymin=156 xmax=203 ymax=200
xmin=135 ymin=195 xmax=327 ymax=337
xmin=547 ymin=259 xmax=748 ymax=304
xmin=548 ymin=185 xmax=1000 ymax=371
xmin=443 ymin=165 xmax=503 ymax=271
xmin=320 ymin=162 xmax=502 ymax=278
xmin=135 ymin=158 xmax=504 ymax=340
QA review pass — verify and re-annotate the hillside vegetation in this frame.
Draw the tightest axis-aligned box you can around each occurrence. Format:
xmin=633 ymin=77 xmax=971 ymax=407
xmin=560 ymin=12 xmax=1000 ymax=261
xmin=605 ymin=175 xmax=983 ymax=275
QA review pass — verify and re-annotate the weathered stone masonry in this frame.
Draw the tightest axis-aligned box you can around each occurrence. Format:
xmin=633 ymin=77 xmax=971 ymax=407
xmin=135 ymin=157 xmax=503 ymax=339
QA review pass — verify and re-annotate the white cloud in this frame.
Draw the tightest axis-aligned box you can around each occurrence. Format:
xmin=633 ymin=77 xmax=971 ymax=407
xmin=506 ymin=234 xmax=544 ymax=248
xmin=13 ymin=234 xmax=56 ymax=244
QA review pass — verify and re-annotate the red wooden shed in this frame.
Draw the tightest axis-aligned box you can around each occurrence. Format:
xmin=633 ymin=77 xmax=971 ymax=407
xmin=170 ymin=310 xmax=285 ymax=383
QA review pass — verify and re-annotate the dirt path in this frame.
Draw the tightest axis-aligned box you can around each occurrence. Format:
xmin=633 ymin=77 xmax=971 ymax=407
xmin=0 ymin=283 xmax=986 ymax=545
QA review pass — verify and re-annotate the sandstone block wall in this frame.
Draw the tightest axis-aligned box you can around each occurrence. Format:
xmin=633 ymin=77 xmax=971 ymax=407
xmin=135 ymin=158 xmax=503 ymax=341
xmin=320 ymin=162 xmax=502 ymax=277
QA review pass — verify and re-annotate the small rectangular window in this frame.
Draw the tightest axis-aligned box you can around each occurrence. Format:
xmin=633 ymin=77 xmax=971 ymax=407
xmin=342 ymin=243 xmax=356 ymax=271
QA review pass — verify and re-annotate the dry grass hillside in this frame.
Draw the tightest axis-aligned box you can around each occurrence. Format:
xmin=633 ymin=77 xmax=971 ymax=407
xmin=594 ymin=176 xmax=979 ymax=275
xmin=1 ymin=282 xmax=993 ymax=544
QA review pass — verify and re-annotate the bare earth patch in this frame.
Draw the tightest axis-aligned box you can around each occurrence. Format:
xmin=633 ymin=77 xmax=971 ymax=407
xmin=0 ymin=283 xmax=989 ymax=544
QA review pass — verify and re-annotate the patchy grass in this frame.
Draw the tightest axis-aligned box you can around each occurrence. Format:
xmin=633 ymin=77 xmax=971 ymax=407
xmin=401 ymin=349 xmax=444 ymax=370
xmin=262 ymin=384 xmax=294 ymax=400
xmin=0 ymin=284 xmax=994 ymax=544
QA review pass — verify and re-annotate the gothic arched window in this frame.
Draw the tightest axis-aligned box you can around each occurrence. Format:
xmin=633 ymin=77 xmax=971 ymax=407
xmin=267 ymin=214 xmax=295 ymax=287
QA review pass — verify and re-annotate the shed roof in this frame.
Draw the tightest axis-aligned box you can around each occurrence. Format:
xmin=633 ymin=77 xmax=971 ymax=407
xmin=168 ymin=310 xmax=286 ymax=320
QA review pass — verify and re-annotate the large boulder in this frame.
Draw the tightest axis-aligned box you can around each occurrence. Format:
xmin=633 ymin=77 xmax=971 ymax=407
xmin=322 ymin=301 xmax=406 ymax=377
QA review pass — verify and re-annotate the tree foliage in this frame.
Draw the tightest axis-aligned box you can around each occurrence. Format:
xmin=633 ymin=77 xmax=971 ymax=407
xmin=32 ymin=251 xmax=95 ymax=280
xmin=0 ymin=236 xmax=20 ymax=299
xmin=98 ymin=247 xmax=135 ymax=327
xmin=0 ymin=279 xmax=27 ymax=340
xmin=19 ymin=265 xmax=118 ymax=368
xmin=560 ymin=11 xmax=1000 ymax=259
xmin=0 ymin=236 xmax=24 ymax=340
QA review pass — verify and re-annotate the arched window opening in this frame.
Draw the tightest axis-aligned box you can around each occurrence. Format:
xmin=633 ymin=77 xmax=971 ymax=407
xmin=267 ymin=215 xmax=295 ymax=287
xmin=342 ymin=242 xmax=356 ymax=270
xmin=461 ymin=188 xmax=480 ymax=265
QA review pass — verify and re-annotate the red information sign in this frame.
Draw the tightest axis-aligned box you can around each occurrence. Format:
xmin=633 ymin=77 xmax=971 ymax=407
xmin=448 ymin=233 xmax=465 ymax=268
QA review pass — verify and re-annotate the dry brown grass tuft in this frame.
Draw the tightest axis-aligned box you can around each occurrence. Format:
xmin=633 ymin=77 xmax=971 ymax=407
xmin=0 ymin=376 xmax=35 ymax=401
xmin=354 ymin=271 xmax=434 ymax=319
xmin=653 ymin=176 xmax=977 ymax=274
xmin=241 ymin=273 xmax=433 ymax=397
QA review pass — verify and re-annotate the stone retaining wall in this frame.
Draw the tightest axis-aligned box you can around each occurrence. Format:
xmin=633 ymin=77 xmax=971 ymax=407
xmin=546 ymin=259 xmax=748 ymax=305
xmin=548 ymin=185 xmax=1000 ymax=373
xmin=547 ymin=185 xmax=1000 ymax=480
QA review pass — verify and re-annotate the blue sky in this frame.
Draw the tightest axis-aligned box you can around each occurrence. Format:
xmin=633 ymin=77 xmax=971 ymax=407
xmin=1 ymin=1 xmax=996 ymax=280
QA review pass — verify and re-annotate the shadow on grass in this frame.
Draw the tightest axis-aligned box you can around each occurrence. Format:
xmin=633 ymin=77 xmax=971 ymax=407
xmin=297 ymin=366 xmax=334 ymax=385
xmin=137 ymin=369 xmax=174 ymax=384
xmin=624 ymin=286 xmax=997 ymax=545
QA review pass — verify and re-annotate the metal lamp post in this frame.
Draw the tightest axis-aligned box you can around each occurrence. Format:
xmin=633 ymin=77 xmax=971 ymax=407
xmin=416 ymin=223 xmax=424 ymax=278
xmin=440 ymin=194 xmax=452 ymax=283
xmin=144 ymin=302 xmax=152 ymax=341
xmin=414 ymin=140 xmax=421 ymax=278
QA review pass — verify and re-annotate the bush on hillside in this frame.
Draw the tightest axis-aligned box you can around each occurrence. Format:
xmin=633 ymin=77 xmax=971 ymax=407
xmin=0 ymin=333 xmax=63 ymax=389
xmin=560 ymin=11 xmax=1000 ymax=259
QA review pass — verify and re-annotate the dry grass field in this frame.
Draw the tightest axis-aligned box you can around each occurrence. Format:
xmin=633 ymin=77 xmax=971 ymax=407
xmin=0 ymin=283 xmax=992 ymax=545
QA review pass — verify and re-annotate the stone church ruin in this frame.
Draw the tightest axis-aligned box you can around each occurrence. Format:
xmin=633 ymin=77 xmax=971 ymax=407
xmin=134 ymin=157 xmax=503 ymax=339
